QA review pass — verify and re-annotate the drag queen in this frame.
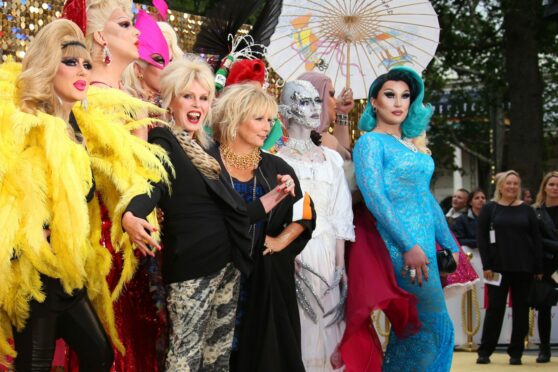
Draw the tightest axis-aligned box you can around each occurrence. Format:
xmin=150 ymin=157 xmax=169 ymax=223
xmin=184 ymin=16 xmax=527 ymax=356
xmin=0 ymin=15 xmax=167 ymax=369
xmin=277 ymin=80 xmax=355 ymax=371
xmin=62 ymin=1 xmax=171 ymax=370
xmin=353 ymin=67 xmax=459 ymax=371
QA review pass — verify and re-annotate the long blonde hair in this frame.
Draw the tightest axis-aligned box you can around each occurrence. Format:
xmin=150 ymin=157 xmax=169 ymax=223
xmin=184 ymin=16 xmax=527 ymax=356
xmin=535 ymin=171 xmax=558 ymax=207
xmin=212 ymin=84 xmax=278 ymax=146
xmin=159 ymin=57 xmax=215 ymax=148
xmin=493 ymin=170 xmax=522 ymax=203
xmin=17 ymin=19 xmax=90 ymax=118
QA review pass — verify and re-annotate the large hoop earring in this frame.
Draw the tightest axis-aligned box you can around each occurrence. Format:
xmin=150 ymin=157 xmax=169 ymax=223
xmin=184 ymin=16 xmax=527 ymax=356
xmin=102 ymin=44 xmax=112 ymax=65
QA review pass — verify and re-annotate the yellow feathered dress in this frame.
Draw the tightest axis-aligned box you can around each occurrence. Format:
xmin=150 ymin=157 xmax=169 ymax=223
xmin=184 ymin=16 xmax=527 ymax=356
xmin=0 ymin=61 xmax=170 ymax=366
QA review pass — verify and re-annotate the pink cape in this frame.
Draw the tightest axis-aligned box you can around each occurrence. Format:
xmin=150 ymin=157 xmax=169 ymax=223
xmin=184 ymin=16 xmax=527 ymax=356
xmin=340 ymin=204 xmax=421 ymax=372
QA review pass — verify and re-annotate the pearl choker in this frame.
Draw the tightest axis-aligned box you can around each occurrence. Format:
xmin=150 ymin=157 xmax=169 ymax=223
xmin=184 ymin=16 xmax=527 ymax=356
xmin=285 ymin=137 xmax=316 ymax=154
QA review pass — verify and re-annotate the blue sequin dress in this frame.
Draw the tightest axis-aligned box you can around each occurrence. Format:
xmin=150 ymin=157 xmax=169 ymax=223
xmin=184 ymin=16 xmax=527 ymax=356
xmin=353 ymin=132 xmax=459 ymax=372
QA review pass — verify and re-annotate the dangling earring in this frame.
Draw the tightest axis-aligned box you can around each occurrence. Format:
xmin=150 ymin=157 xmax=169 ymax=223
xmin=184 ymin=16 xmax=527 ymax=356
xmin=81 ymin=97 xmax=88 ymax=111
xmin=373 ymin=106 xmax=377 ymax=113
xmin=102 ymin=44 xmax=112 ymax=65
xmin=168 ymin=110 xmax=175 ymax=126
xmin=138 ymin=73 xmax=144 ymax=80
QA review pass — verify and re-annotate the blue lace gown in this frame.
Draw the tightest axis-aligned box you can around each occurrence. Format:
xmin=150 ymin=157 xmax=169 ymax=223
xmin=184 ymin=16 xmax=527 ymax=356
xmin=353 ymin=132 xmax=459 ymax=372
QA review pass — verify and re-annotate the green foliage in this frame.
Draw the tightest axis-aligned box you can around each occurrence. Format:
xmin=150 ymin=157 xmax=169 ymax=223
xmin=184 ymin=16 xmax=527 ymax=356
xmin=427 ymin=0 xmax=558 ymax=187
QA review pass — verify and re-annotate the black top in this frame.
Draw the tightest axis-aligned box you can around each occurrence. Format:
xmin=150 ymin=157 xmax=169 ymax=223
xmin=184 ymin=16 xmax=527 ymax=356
xmin=451 ymin=209 xmax=479 ymax=248
xmin=477 ymin=201 xmax=543 ymax=274
xmin=546 ymin=206 xmax=558 ymax=226
xmin=534 ymin=204 xmax=558 ymax=276
xmin=126 ymin=127 xmax=252 ymax=283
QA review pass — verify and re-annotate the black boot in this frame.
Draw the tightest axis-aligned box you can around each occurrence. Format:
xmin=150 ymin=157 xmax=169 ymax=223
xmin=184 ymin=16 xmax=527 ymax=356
xmin=536 ymin=344 xmax=551 ymax=363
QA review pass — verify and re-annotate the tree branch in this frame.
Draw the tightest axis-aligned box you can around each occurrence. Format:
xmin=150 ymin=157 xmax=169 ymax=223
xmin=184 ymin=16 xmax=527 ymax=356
xmin=447 ymin=127 xmax=491 ymax=164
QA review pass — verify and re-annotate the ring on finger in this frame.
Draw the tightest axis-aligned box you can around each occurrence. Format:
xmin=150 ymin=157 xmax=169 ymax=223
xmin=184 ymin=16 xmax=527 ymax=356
xmin=409 ymin=268 xmax=417 ymax=278
xmin=286 ymin=180 xmax=293 ymax=188
xmin=403 ymin=265 xmax=410 ymax=271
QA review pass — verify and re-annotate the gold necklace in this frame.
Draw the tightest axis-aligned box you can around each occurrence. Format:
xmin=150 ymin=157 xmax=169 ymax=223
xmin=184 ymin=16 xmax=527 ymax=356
xmin=220 ymin=144 xmax=261 ymax=170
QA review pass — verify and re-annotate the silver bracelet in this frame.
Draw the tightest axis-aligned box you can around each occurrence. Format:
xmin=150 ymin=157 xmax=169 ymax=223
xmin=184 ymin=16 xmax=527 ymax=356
xmin=336 ymin=113 xmax=349 ymax=126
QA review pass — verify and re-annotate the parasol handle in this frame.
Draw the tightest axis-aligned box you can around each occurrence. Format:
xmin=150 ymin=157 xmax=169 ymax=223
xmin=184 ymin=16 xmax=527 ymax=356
xmin=346 ymin=42 xmax=351 ymax=90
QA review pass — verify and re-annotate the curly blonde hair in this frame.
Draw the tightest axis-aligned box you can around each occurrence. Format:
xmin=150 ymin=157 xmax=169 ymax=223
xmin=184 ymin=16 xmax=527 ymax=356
xmin=212 ymin=84 xmax=278 ymax=146
xmin=160 ymin=57 xmax=215 ymax=148
xmin=17 ymin=19 xmax=90 ymax=117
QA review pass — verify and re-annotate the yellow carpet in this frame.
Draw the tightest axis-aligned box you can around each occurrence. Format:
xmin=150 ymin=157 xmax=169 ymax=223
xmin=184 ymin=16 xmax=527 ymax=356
xmin=452 ymin=351 xmax=558 ymax=371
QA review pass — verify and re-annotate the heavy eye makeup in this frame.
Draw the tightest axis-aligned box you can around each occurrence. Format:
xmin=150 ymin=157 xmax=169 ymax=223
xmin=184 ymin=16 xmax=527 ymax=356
xmin=151 ymin=54 xmax=165 ymax=66
xmin=383 ymin=90 xmax=411 ymax=99
xmin=61 ymin=57 xmax=93 ymax=70
xmin=118 ymin=20 xmax=131 ymax=29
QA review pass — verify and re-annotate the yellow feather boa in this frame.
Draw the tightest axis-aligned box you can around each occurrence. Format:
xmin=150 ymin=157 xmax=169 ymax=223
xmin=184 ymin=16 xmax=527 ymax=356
xmin=0 ymin=60 xmax=171 ymax=365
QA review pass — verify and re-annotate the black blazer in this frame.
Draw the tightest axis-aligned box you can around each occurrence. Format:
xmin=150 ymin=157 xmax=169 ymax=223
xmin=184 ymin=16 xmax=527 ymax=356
xmin=126 ymin=127 xmax=252 ymax=283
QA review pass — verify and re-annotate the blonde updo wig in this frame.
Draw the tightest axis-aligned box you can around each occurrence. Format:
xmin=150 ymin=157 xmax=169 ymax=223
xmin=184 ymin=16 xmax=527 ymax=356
xmin=160 ymin=57 xmax=215 ymax=147
xmin=212 ymin=84 xmax=278 ymax=146
xmin=17 ymin=19 xmax=90 ymax=116
xmin=85 ymin=0 xmax=133 ymax=51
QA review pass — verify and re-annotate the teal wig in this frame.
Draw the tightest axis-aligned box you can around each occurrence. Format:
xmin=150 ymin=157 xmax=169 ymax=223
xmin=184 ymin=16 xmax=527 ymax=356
xmin=358 ymin=66 xmax=433 ymax=139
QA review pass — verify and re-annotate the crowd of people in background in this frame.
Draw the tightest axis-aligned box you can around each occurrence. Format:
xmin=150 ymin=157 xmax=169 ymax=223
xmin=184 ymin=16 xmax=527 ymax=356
xmin=0 ymin=1 xmax=557 ymax=372
xmin=444 ymin=171 xmax=558 ymax=366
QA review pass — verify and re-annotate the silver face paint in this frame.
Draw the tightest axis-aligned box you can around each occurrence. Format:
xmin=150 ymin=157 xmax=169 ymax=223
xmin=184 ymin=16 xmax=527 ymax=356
xmin=280 ymin=80 xmax=322 ymax=130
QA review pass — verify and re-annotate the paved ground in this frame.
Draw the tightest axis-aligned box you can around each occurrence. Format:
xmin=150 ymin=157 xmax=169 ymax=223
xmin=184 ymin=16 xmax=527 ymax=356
xmin=452 ymin=348 xmax=558 ymax=371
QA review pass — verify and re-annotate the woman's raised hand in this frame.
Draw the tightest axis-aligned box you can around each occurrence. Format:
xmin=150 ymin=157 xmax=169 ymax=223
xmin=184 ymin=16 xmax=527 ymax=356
xmin=276 ymin=174 xmax=296 ymax=197
xmin=259 ymin=174 xmax=296 ymax=213
xmin=122 ymin=211 xmax=161 ymax=257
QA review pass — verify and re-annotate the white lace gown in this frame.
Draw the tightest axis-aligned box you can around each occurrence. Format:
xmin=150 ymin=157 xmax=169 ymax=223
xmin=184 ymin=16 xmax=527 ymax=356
xmin=278 ymin=146 xmax=355 ymax=371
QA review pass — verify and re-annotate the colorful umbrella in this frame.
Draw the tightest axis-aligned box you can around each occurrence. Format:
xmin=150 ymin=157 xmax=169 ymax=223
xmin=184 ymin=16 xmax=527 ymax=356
xmin=267 ymin=0 xmax=440 ymax=99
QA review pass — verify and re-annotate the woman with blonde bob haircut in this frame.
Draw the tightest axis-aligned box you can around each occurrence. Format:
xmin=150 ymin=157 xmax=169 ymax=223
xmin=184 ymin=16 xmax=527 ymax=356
xmin=477 ymin=170 xmax=543 ymax=365
xmin=533 ymin=171 xmax=558 ymax=363
xmin=122 ymin=58 xmax=254 ymax=370
xmin=211 ymin=84 xmax=316 ymax=372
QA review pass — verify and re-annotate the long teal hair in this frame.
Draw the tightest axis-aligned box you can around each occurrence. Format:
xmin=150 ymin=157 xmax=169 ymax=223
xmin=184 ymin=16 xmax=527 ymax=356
xmin=358 ymin=66 xmax=433 ymax=139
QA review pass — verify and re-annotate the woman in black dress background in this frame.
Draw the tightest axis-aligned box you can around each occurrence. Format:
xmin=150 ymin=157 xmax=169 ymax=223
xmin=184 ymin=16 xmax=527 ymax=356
xmin=477 ymin=170 xmax=543 ymax=366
